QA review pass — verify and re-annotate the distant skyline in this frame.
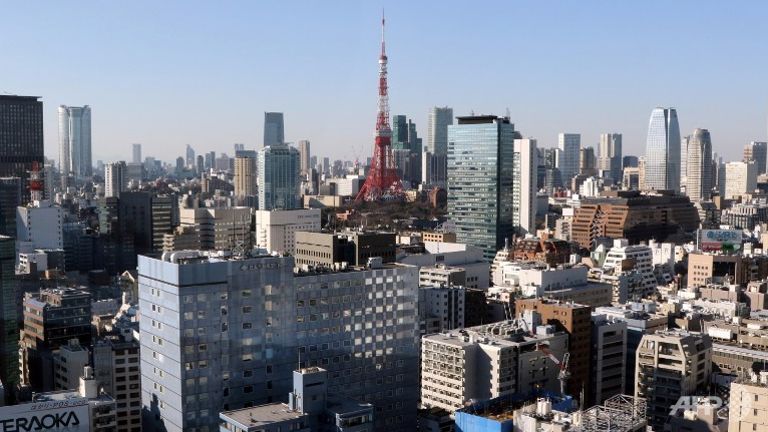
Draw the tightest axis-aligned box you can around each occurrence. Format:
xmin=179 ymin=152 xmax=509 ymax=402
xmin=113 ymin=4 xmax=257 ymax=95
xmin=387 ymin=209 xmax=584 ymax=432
xmin=1 ymin=1 xmax=767 ymax=164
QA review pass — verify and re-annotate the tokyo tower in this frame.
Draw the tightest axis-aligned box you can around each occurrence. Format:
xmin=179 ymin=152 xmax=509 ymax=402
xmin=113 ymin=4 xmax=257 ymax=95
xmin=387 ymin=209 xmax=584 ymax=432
xmin=355 ymin=12 xmax=404 ymax=202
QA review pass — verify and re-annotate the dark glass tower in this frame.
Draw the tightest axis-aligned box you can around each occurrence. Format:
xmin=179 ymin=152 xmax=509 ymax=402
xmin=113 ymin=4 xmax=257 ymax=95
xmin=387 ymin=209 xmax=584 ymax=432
xmin=0 ymin=96 xmax=44 ymax=203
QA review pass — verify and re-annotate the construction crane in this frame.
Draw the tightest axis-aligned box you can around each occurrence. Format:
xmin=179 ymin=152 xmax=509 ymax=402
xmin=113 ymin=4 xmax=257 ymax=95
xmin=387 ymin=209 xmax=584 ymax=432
xmin=537 ymin=344 xmax=571 ymax=395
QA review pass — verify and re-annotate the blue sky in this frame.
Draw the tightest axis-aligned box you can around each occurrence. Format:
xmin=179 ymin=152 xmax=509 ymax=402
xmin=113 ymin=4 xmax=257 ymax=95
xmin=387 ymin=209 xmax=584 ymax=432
xmin=1 ymin=1 xmax=766 ymax=164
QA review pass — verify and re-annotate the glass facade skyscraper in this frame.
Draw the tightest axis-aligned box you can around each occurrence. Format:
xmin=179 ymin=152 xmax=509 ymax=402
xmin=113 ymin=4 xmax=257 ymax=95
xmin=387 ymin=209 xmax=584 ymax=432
xmin=685 ymin=128 xmax=712 ymax=202
xmin=447 ymin=116 xmax=516 ymax=260
xmin=644 ymin=107 xmax=681 ymax=191
xmin=263 ymin=112 xmax=285 ymax=147
xmin=258 ymin=143 xmax=300 ymax=210
xmin=58 ymin=105 xmax=92 ymax=183
xmin=427 ymin=107 xmax=453 ymax=155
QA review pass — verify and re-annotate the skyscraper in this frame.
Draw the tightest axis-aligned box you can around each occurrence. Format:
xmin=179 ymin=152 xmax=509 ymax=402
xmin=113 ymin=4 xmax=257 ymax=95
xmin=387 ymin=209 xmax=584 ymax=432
xmin=0 ymin=96 xmax=44 ymax=203
xmin=258 ymin=143 xmax=300 ymax=210
xmin=644 ymin=107 xmax=681 ymax=191
xmin=104 ymin=161 xmax=127 ymax=198
xmin=58 ymin=105 xmax=92 ymax=183
xmin=685 ymin=128 xmax=713 ymax=202
xmin=264 ymin=112 xmax=285 ymax=147
xmin=743 ymin=141 xmax=768 ymax=175
xmin=513 ymin=138 xmax=537 ymax=234
xmin=132 ymin=143 xmax=142 ymax=164
xmin=392 ymin=115 xmax=408 ymax=149
xmin=0 ymin=236 xmax=17 ymax=392
xmin=598 ymin=133 xmax=623 ymax=183
xmin=424 ymin=107 xmax=453 ymax=187
xmin=557 ymin=133 xmax=581 ymax=183
xmin=234 ymin=150 xmax=258 ymax=199
xmin=185 ymin=144 xmax=195 ymax=168
xmin=298 ymin=139 xmax=311 ymax=175
xmin=448 ymin=115 xmax=516 ymax=260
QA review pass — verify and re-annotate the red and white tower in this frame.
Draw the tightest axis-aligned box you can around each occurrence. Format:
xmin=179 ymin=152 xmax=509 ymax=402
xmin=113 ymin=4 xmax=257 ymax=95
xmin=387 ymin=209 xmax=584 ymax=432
xmin=355 ymin=12 xmax=404 ymax=202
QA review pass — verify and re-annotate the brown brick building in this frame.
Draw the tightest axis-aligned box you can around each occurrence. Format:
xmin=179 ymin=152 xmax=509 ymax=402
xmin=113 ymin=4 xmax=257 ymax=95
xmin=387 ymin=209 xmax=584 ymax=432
xmin=571 ymin=190 xmax=699 ymax=250
xmin=515 ymin=298 xmax=592 ymax=401
xmin=512 ymin=238 xmax=571 ymax=266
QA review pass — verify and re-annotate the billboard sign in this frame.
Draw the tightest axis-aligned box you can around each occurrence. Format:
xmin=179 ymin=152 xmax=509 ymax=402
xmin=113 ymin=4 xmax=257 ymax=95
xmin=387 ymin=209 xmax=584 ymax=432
xmin=0 ymin=396 xmax=89 ymax=432
xmin=698 ymin=229 xmax=742 ymax=252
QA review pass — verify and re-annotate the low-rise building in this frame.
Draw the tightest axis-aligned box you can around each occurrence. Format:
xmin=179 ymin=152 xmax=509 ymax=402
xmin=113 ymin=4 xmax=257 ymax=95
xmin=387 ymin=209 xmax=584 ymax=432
xmin=254 ymin=208 xmax=321 ymax=255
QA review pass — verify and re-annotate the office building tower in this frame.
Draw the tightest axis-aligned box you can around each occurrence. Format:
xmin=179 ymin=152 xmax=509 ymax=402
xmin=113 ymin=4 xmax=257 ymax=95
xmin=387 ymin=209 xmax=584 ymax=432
xmin=132 ymin=143 xmax=142 ymax=164
xmin=420 ymin=320 xmax=568 ymax=412
xmin=635 ymin=330 xmax=712 ymax=429
xmin=685 ymin=128 xmax=713 ymax=202
xmin=644 ymin=107 xmax=681 ymax=191
xmin=185 ymin=144 xmax=195 ymax=168
xmin=254 ymin=209 xmax=321 ymax=255
xmin=0 ymin=237 xmax=16 ymax=392
xmin=322 ymin=157 xmax=330 ymax=175
xmin=421 ymin=152 xmax=447 ymax=188
xmin=118 ymin=192 xmax=177 ymax=254
xmin=295 ymin=231 xmax=396 ymax=267
xmin=139 ymin=252 xmax=419 ymax=432
xmin=448 ymin=116 xmax=517 ymax=260
xmin=20 ymin=288 xmax=92 ymax=392
xmin=105 ymin=161 xmax=127 ymax=198
xmin=724 ymin=161 xmax=758 ymax=199
xmin=557 ymin=133 xmax=581 ymax=183
xmin=427 ymin=106 xmax=453 ymax=155
xmin=0 ymin=96 xmax=44 ymax=202
xmin=728 ymin=374 xmax=768 ymax=432
xmin=264 ymin=112 xmax=285 ymax=146
xmin=298 ymin=139 xmax=311 ymax=175
xmin=196 ymin=154 xmax=204 ymax=174
xmin=258 ymin=143 xmax=300 ymax=210
xmin=580 ymin=146 xmax=597 ymax=175
xmin=204 ymin=151 xmax=214 ymax=170
xmin=93 ymin=332 xmax=142 ymax=432
xmin=234 ymin=143 xmax=245 ymax=153
xmin=233 ymin=150 xmax=257 ymax=199
xmin=0 ymin=177 xmax=21 ymax=237
xmin=16 ymin=200 xmax=63 ymax=251
xmin=589 ymin=314 xmax=627 ymax=405
xmin=598 ymin=133 xmax=623 ymax=183
xmin=179 ymin=207 xmax=252 ymax=251
xmin=622 ymin=155 xmax=639 ymax=168
xmin=392 ymin=115 xmax=408 ymax=149
xmin=744 ymin=141 xmax=768 ymax=175
xmin=513 ymin=138 xmax=537 ymax=234
xmin=58 ymin=105 xmax=92 ymax=183
xmin=516 ymin=299 xmax=592 ymax=401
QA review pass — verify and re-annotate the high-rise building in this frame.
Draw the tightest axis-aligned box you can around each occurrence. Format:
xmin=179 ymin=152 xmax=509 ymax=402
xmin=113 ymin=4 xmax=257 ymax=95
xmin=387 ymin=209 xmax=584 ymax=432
xmin=513 ymin=138 xmax=537 ymax=234
xmin=233 ymin=150 xmax=257 ymax=199
xmin=16 ymin=200 xmax=63 ymax=251
xmin=598 ymin=133 xmax=623 ymax=183
xmin=118 ymin=192 xmax=177 ymax=254
xmin=0 ymin=237 xmax=16 ymax=393
xmin=516 ymin=299 xmax=592 ymax=401
xmin=233 ymin=143 xmax=245 ymax=153
xmin=590 ymin=314 xmax=627 ymax=405
xmin=685 ymin=128 xmax=713 ymax=202
xmin=298 ymin=139 xmax=311 ymax=175
xmin=392 ymin=115 xmax=409 ymax=149
xmin=132 ymin=143 xmax=142 ymax=164
xmin=179 ymin=207 xmax=252 ymax=251
xmin=20 ymin=288 xmax=92 ymax=392
xmin=258 ymin=143 xmax=300 ymax=210
xmin=322 ymin=157 xmax=330 ymax=176
xmin=420 ymin=320 xmax=568 ymax=412
xmin=58 ymin=105 xmax=92 ymax=183
xmin=724 ymin=161 xmax=758 ymax=199
xmin=139 ymin=252 xmax=419 ymax=432
xmin=105 ymin=161 xmax=127 ymax=198
xmin=743 ymin=141 xmax=768 ymax=175
xmin=0 ymin=177 xmax=21 ymax=237
xmin=580 ymin=146 xmax=597 ymax=175
xmin=448 ymin=116 xmax=517 ymax=260
xmin=557 ymin=133 xmax=581 ymax=183
xmin=0 ymin=96 xmax=44 ymax=201
xmin=93 ymin=332 xmax=142 ymax=432
xmin=728 ymin=374 xmax=768 ymax=432
xmin=635 ymin=330 xmax=712 ymax=429
xmin=644 ymin=107 xmax=681 ymax=191
xmin=185 ymin=144 xmax=195 ymax=168
xmin=427 ymin=106 xmax=453 ymax=156
xmin=264 ymin=112 xmax=285 ymax=146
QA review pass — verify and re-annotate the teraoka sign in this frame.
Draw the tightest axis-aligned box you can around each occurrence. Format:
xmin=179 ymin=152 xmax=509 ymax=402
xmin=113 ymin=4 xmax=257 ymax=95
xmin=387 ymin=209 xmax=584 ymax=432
xmin=0 ymin=397 xmax=89 ymax=432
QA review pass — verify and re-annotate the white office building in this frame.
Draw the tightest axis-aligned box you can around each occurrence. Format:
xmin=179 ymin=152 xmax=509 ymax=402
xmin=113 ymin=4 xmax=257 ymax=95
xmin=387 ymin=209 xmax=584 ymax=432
xmin=254 ymin=208 xmax=321 ymax=255
xmin=724 ymin=161 xmax=757 ymax=199
xmin=16 ymin=200 xmax=63 ymax=253
xmin=105 ymin=161 xmax=127 ymax=198
xmin=139 ymin=251 xmax=420 ymax=432
xmin=58 ymin=105 xmax=92 ymax=183
xmin=602 ymin=239 xmax=657 ymax=298
xmin=513 ymin=138 xmax=537 ymax=234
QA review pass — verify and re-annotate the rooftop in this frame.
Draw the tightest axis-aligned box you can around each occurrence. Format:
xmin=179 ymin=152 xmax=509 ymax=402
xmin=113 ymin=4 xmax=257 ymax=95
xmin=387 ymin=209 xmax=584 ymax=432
xmin=220 ymin=403 xmax=306 ymax=429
